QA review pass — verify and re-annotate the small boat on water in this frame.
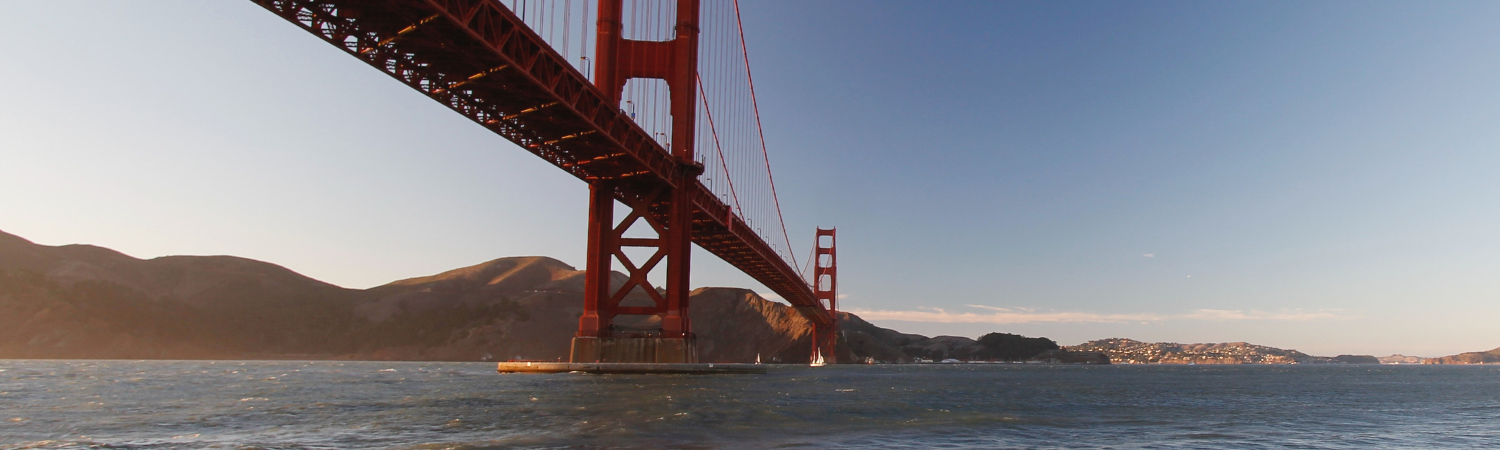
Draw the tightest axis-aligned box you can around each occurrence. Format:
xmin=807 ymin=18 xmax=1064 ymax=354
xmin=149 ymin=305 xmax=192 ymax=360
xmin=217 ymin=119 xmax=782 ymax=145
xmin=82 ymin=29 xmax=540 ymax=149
xmin=810 ymin=350 xmax=827 ymax=367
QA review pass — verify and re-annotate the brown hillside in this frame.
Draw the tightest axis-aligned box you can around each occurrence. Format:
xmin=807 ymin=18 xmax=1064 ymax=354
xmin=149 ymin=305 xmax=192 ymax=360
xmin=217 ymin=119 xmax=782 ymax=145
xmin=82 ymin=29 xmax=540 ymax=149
xmin=0 ymin=229 xmax=1036 ymax=363
xmin=1425 ymin=347 xmax=1500 ymax=365
xmin=0 ymin=231 xmax=363 ymax=359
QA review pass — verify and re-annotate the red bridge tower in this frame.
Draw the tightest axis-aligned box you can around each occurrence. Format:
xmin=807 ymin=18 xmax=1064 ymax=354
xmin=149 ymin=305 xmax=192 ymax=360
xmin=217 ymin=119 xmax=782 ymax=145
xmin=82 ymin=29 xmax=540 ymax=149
xmin=247 ymin=0 xmax=839 ymax=366
xmin=572 ymin=0 xmax=705 ymax=363
xmin=812 ymin=228 xmax=838 ymax=363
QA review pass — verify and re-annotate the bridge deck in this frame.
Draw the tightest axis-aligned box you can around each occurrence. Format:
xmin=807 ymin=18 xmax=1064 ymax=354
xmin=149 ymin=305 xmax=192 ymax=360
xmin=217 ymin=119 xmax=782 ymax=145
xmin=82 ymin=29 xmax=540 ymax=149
xmin=254 ymin=0 xmax=832 ymax=328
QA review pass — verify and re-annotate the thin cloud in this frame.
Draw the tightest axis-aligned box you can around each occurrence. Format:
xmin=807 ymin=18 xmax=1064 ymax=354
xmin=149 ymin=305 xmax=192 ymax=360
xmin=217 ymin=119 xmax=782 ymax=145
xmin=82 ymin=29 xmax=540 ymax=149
xmin=759 ymin=292 xmax=851 ymax=301
xmin=1180 ymin=309 xmax=1344 ymax=321
xmin=845 ymin=305 xmax=1350 ymax=324
xmin=850 ymin=308 xmax=1163 ymax=324
xmin=1143 ymin=253 xmax=1155 ymax=258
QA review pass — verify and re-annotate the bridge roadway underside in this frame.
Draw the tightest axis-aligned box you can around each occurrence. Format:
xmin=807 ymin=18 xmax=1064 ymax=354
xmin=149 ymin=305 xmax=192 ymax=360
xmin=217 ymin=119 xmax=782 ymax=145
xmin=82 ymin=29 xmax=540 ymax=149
xmin=254 ymin=0 xmax=834 ymax=329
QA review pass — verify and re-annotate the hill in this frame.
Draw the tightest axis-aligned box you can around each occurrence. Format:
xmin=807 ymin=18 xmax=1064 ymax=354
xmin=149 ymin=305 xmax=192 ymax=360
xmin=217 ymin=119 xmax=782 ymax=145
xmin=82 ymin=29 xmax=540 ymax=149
xmin=1424 ymin=347 xmax=1500 ymax=365
xmin=1068 ymin=338 xmax=1378 ymax=364
xmin=0 ymin=229 xmax=366 ymax=359
xmin=0 ymin=229 xmax=1065 ymax=363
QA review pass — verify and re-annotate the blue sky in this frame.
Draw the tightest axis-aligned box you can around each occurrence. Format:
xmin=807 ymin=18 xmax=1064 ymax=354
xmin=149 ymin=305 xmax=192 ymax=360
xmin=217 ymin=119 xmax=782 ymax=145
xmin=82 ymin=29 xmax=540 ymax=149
xmin=2 ymin=1 xmax=1498 ymax=356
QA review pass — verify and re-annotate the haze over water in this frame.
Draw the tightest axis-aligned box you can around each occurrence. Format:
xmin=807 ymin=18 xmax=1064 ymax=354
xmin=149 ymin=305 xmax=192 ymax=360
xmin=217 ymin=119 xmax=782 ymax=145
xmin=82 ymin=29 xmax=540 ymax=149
xmin=4 ymin=360 xmax=1499 ymax=449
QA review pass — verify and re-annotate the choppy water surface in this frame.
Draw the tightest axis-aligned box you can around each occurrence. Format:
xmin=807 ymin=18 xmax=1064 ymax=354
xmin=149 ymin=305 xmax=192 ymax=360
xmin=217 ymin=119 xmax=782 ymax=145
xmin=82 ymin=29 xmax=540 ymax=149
xmin=2 ymin=360 xmax=1499 ymax=449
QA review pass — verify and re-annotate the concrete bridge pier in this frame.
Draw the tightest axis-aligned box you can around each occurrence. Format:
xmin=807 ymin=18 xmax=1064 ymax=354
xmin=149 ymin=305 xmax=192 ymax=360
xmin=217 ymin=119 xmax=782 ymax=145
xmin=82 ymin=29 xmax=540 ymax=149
xmin=570 ymin=336 xmax=698 ymax=363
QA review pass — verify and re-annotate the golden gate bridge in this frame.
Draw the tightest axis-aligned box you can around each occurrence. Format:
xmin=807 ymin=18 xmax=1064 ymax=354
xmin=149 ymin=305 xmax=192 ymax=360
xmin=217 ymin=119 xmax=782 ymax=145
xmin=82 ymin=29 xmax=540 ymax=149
xmin=252 ymin=0 xmax=839 ymax=364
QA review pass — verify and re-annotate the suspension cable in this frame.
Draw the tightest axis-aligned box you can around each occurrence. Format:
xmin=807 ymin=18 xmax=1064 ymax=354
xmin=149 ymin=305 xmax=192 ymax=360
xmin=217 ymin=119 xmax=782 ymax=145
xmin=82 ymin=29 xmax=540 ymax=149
xmin=732 ymin=0 xmax=800 ymax=274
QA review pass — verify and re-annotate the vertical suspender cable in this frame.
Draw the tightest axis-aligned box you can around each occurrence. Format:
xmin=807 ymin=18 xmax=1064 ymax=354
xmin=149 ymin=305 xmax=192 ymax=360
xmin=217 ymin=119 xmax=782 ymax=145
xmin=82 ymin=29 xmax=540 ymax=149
xmin=732 ymin=0 xmax=800 ymax=273
xmin=698 ymin=74 xmax=744 ymax=218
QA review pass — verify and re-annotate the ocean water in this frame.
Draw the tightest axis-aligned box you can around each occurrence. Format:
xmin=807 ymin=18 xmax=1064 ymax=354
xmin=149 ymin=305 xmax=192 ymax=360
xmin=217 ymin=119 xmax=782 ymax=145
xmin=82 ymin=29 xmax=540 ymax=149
xmin=2 ymin=360 xmax=1498 ymax=449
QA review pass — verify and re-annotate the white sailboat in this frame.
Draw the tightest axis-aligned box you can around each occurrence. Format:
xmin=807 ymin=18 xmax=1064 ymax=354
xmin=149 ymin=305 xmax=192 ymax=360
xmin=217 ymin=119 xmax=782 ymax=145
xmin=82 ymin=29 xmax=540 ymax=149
xmin=810 ymin=349 xmax=826 ymax=367
xmin=755 ymin=353 xmax=762 ymax=365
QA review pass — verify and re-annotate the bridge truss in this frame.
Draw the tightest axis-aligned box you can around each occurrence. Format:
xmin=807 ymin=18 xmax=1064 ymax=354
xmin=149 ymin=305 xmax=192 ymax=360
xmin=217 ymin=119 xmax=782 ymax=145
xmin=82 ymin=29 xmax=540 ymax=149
xmin=253 ymin=0 xmax=837 ymax=363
